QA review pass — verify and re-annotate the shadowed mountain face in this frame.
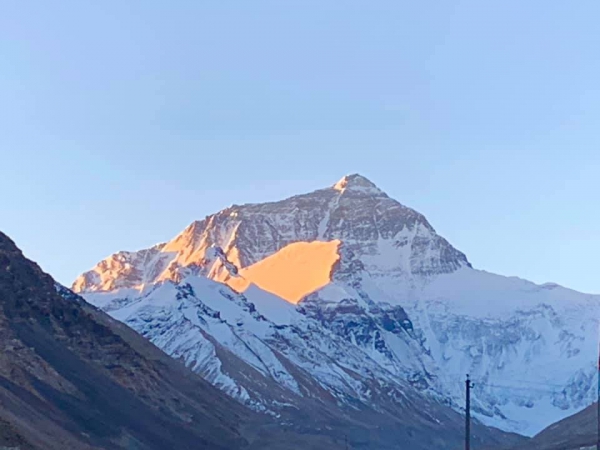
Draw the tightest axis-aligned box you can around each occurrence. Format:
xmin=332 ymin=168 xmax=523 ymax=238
xmin=0 ymin=230 xmax=256 ymax=449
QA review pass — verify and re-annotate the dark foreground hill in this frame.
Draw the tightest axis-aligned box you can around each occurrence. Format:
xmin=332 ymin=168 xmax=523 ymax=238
xmin=504 ymin=403 xmax=597 ymax=450
xmin=0 ymin=230 xmax=257 ymax=449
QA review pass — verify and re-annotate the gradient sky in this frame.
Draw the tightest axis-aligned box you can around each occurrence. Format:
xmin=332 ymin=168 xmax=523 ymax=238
xmin=1 ymin=1 xmax=598 ymax=293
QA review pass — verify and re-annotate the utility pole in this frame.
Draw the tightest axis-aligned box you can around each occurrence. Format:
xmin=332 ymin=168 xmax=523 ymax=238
xmin=465 ymin=374 xmax=474 ymax=450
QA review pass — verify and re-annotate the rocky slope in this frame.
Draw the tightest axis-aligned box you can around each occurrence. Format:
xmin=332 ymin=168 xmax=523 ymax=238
xmin=74 ymin=174 xmax=600 ymax=437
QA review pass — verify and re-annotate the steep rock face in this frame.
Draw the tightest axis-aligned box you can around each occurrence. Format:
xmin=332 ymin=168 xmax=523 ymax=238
xmin=73 ymin=174 xmax=600 ymax=436
xmin=74 ymin=174 xmax=469 ymax=293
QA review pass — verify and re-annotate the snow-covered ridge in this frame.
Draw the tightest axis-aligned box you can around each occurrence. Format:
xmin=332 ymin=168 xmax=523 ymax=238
xmin=81 ymin=274 xmax=438 ymax=415
xmin=74 ymin=174 xmax=600 ymax=436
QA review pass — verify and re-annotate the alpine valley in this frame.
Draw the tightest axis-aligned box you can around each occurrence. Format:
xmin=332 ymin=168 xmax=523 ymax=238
xmin=73 ymin=174 xmax=600 ymax=441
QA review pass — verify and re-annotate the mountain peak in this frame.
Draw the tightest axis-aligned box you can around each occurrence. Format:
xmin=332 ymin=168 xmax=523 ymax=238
xmin=74 ymin=172 xmax=470 ymax=293
xmin=333 ymin=173 xmax=383 ymax=195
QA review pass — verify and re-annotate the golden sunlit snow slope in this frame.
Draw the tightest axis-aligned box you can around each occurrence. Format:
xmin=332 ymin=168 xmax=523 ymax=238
xmin=226 ymin=240 xmax=341 ymax=304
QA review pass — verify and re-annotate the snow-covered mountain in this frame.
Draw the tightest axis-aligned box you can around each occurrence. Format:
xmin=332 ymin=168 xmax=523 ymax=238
xmin=74 ymin=174 xmax=600 ymax=437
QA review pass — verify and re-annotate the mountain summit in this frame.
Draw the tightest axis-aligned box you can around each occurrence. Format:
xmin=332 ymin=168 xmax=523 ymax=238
xmin=73 ymin=175 xmax=600 ymax=437
xmin=73 ymin=174 xmax=469 ymax=295
xmin=332 ymin=173 xmax=385 ymax=195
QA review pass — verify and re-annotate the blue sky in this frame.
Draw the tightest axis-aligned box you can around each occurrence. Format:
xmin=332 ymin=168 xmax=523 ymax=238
xmin=1 ymin=1 xmax=598 ymax=293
